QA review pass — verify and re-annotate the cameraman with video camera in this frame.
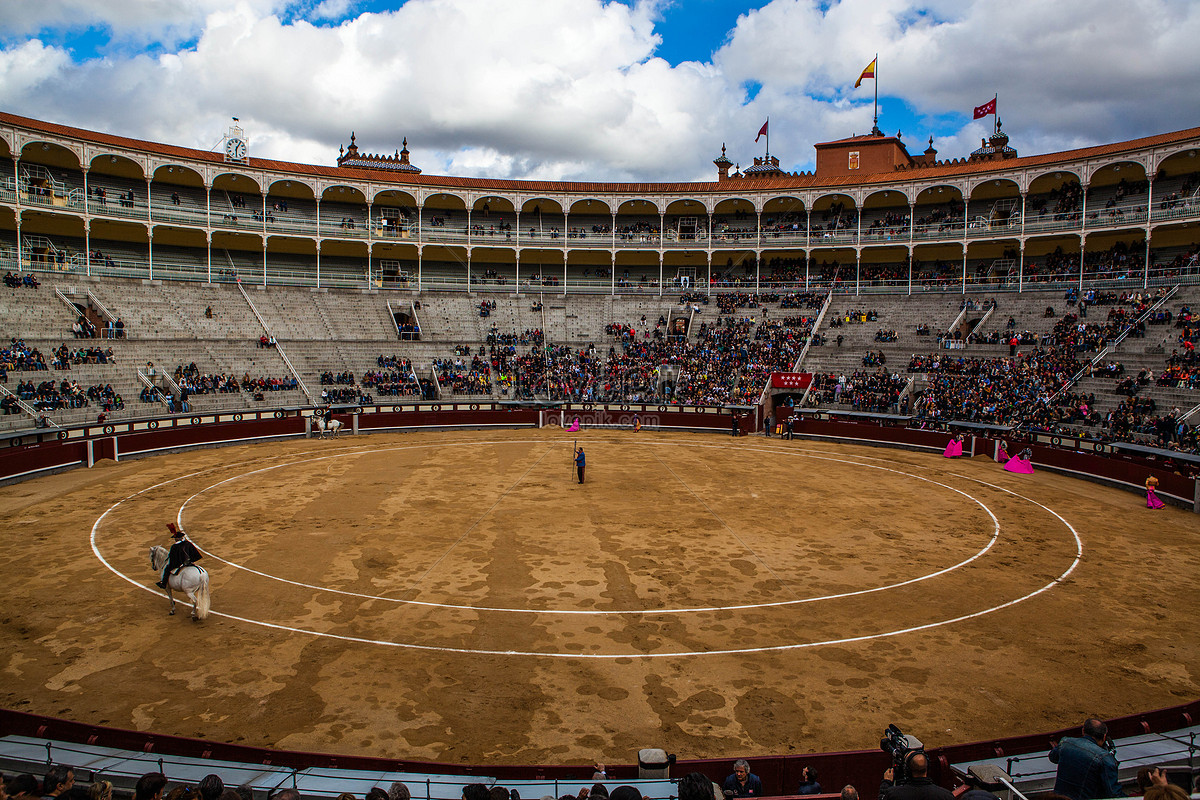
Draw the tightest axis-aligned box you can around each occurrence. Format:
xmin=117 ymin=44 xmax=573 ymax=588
xmin=878 ymin=726 xmax=954 ymax=800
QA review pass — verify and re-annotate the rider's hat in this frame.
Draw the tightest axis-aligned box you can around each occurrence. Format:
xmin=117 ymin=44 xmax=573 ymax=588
xmin=166 ymin=522 xmax=185 ymax=539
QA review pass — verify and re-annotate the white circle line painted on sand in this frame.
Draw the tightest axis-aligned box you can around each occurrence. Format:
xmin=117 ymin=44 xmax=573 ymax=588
xmin=169 ymin=442 xmax=1001 ymax=614
xmin=90 ymin=437 xmax=1083 ymax=657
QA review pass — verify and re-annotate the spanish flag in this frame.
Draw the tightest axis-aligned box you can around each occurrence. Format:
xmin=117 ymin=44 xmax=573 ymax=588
xmin=855 ymin=57 xmax=876 ymax=89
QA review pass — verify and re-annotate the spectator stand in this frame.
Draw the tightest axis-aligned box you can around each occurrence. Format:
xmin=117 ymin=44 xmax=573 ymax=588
xmin=389 ymin=297 xmax=422 ymax=340
xmin=952 ymin=299 xmax=997 ymax=345
xmin=137 ymin=366 xmax=173 ymax=411
xmin=950 ymin=721 xmax=1200 ymax=799
xmin=788 ymin=291 xmax=835 ymax=374
xmin=0 ymin=384 xmax=43 ymax=425
xmin=1044 ymin=286 xmax=1180 ymax=411
xmin=0 ymin=734 xmax=678 ymax=800
xmin=53 ymin=285 xmax=99 ymax=338
xmin=83 ymin=286 xmax=122 ymax=338
xmin=234 ymin=281 xmax=313 ymax=404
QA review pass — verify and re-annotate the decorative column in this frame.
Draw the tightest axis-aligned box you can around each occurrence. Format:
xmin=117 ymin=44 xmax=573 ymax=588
xmin=1079 ymin=182 xmax=1088 ymax=289
xmin=907 ymin=247 xmax=913 ymax=296
xmin=1018 ymin=240 xmax=1024 ymax=293
xmin=1144 ymin=175 xmax=1154 ymax=289
xmin=855 ymin=249 xmax=861 ymax=296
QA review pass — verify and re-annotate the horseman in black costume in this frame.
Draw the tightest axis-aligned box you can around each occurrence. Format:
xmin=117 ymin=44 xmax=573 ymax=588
xmin=156 ymin=523 xmax=202 ymax=588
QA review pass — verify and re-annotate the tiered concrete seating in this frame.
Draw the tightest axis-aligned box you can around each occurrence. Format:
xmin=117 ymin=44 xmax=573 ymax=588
xmin=415 ymin=292 xmax=491 ymax=341
xmin=149 ymin=181 xmax=208 ymax=220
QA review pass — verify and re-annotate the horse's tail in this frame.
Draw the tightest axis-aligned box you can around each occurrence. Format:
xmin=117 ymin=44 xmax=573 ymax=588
xmin=194 ymin=576 xmax=211 ymax=620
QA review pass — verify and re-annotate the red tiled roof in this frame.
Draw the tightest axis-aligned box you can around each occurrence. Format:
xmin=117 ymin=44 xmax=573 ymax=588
xmin=3 ymin=110 xmax=1199 ymax=196
xmin=814 ymin=134 xmax=902 ymax=147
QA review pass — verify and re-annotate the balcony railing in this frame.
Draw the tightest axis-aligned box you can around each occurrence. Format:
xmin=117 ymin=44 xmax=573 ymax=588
xmin=87 ymin=197 xmax=149 ymax=221
xmin=148 ymin=202 xmax=209 ymax=226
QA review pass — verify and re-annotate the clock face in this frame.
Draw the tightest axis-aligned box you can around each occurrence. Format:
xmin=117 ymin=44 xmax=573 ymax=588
xmin=226 ymin=137 xmax=247 ymax=161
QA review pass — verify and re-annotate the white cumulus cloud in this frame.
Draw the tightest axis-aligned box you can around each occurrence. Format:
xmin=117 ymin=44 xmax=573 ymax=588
xmin=0 ymin=0 xmax=1198 ymax=181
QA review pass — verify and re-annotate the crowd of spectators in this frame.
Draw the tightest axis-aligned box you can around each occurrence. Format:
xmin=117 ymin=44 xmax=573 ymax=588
xmin=52 ymin=343 xmax=116 ymax=368
xmin=889 ymin=286 xmax=1197 ymax=452
xmin=483 ymin=307 xmax=812 ymax=405
xmin=810 ymin=370 xmax=908 ymax=413
xmin=174 ymin=363 xmax=242 ymax=395
xmin=3 ymin=271 xmax=39 ymax=288
xmin=434 ymin=355 xmax=492 ymax=395
xmin=1 ymin=339 xmax=50 ymax=372
xmin=362 ymin=356 xmax=421 ymax=397
xmin=11 ymin=378 xmax=121 ymax=412
xmin=171 ymin=363 xmax=298 ymax=399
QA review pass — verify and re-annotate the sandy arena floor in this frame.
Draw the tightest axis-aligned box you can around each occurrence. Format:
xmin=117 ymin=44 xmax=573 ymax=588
xmin=0 ymin=428 xmax=1197 ymax=766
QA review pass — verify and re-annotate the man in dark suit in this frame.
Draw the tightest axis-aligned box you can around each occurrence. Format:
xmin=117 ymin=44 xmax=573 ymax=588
xmin=157 ymin=523 xmax=202 ymax=588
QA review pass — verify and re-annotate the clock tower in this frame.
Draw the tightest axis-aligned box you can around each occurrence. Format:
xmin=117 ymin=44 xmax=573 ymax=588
xmin=223 ymin=119 xmax=248 ymax=163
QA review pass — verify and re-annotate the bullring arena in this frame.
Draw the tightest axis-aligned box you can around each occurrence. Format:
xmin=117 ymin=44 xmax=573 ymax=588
xmin=2 ymin=106 xmax=1200 ymax=791
xmin=2 ymin=425 xmax=1198 ymax=767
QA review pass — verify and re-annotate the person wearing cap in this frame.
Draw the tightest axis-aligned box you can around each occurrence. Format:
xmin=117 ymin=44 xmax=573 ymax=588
xmin=575 ymin=446 xmax=586 ymax=484
xmin=156 ymin=523 xmax=202 ymax=588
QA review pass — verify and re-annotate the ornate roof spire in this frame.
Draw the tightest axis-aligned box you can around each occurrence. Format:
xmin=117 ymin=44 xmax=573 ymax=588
xmin=336 ymin=134 xmax=421 ymax=173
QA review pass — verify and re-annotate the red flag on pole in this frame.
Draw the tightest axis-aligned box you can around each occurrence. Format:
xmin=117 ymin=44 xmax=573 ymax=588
xmin=973 ymin=97 xmax=996 ymax=119
xmin=854 ymin=57 xmax=877 ymax=89
xmin=756 ymin=120 xmax=769 ymax=142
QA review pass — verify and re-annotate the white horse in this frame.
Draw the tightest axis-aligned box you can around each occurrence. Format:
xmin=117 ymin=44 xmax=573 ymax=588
xmin=149 ymin=545 xmax=211 ymax=620
xmin=312 ymin=415 xmax=343 ymax=438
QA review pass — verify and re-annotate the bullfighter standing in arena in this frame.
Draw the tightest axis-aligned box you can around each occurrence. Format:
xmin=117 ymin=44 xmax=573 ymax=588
xmin=156 ymin=523 xmax=202 ymax=588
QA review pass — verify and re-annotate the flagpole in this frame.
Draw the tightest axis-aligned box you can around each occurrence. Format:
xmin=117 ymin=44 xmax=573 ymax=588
xmin=994 ymin=93 xmax=999 ymax=136
xmin=765 ymin=116 xmax=770 ymax=158
xmin=873 ymin=53 xmax=879 ymax=135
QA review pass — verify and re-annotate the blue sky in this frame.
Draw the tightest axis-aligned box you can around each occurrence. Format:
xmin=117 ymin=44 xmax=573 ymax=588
xmin=1 ymin=0 xmax=1198 ymax=181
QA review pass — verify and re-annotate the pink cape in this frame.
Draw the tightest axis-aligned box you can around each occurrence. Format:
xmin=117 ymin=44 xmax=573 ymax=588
xmin=942 ymin=439 xmax=963 ymax=458
xmin=996 ymin=447 xmax=1009 ymax=463
xmin=1146 ymin=487 xmax=1165 ymax=509
xmin=1003 ymin=455 xmax=1034 ymax=474
xmin=566 ymin=420 xmax=580 ymax=432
